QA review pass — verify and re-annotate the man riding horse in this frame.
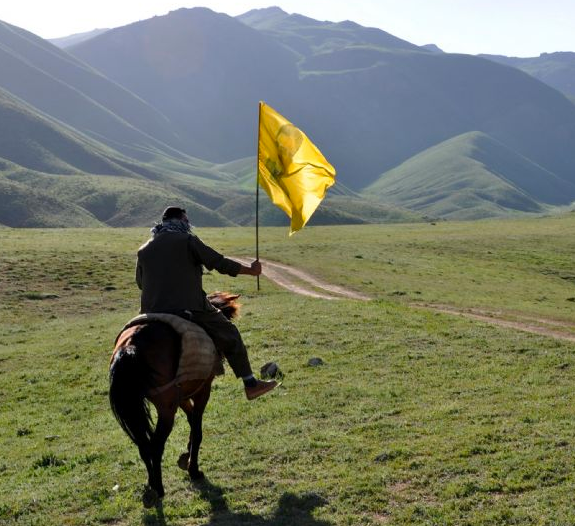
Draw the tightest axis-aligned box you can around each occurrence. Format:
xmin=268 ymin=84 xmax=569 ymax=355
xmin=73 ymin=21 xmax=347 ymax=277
xmin=136 ymin=206 xmax=278 ymax=400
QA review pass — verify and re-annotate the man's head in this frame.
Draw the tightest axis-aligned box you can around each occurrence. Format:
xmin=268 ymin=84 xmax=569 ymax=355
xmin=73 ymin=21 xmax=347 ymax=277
xmin=151 ymin=206 xmax=191 ymax=237
xmin=162 ymin=206 xmax=187 ymax=221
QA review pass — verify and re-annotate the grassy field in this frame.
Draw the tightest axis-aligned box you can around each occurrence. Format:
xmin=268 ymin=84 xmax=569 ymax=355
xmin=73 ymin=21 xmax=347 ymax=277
xmin=1 ymin=215 xmax=575 ymax=525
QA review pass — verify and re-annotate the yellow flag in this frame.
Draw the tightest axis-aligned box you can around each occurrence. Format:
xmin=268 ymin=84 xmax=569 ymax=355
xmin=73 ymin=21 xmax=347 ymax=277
xmin=258 ymin=102 xmax=336 ymax=235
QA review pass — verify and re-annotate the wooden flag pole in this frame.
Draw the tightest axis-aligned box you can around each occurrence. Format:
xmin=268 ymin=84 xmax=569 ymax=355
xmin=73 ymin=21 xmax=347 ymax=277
xmin=255 ymin=101 xmax=263 ymax=291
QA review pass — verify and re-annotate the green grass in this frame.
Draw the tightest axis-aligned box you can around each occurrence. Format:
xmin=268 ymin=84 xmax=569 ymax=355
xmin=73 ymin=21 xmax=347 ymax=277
xmin=1 ymin=216 xmax=575 ymax=525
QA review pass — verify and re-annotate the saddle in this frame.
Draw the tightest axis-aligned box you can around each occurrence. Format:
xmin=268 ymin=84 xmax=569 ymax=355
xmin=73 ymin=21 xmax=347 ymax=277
xmin=116 ymin=313 xmax=224 ymax=395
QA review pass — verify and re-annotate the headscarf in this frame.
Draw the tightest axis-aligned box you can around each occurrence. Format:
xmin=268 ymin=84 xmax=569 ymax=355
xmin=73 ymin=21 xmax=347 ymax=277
xmin=151 ymin=218 xmax=193 ymax=237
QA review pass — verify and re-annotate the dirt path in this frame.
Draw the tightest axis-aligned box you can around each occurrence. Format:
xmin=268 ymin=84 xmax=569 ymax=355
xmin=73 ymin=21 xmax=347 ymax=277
xmin=234 ymin=257 xmax=371 ymax=301
xmin=411 ymin=303 xmax=575 ymax=343
xmin=236 ymin=258 xmax=575 ymax=343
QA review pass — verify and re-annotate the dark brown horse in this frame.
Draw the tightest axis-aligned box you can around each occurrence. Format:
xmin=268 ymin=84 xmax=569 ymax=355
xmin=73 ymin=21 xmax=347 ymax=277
xmin=109 ymin=292 xmax=240 ymax=508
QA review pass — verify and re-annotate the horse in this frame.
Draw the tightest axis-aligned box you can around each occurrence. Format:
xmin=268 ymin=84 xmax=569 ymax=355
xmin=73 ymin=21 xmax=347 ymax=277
xmin=108 ymin=292 xmax=240 ymax=508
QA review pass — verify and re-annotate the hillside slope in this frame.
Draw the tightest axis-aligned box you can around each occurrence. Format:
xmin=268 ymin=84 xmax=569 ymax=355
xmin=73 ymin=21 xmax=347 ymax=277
xmin=1 ymin=169 xmax=235 ymax=227
xmin=0 ymin=175 xmax=103 ymax=227
xmin=1 ymin=89 xmax=405 ymax=228
xmin=0 ymin=88 xmax=140 ymax=176
xmin=69 ymin=7 xmax=575 ymax=196
xmin=0 ymin=19 xmax=188 ymax=161
xmin=49 ymin=28 xmax=110 ymax=48
xmin=70 ymin=8 xmax=300 ymax=162
xmin=481 ymin=52 xmax=575 ymax=99
xmin=363 ymin=131 xmax=575 ymax=219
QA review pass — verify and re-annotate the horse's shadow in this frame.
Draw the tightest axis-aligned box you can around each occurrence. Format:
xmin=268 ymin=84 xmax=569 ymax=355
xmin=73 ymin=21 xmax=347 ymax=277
xmin=143 ymin=478 xmax=334 ymax=526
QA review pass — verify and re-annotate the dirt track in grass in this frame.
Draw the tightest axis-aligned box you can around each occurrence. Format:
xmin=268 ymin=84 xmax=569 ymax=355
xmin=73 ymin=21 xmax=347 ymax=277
xmin=410 ymin=303 xmax=575 ymax=343
xmin=236 ymin=257 xmax=575 ymax=343
xmin=234 ymin=257 xmax=372 ymax=301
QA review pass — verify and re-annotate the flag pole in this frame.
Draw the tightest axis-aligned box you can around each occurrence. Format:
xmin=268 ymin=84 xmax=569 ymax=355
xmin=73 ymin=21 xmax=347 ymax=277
xmin=255 ymin=101 xmax=263 ymax=291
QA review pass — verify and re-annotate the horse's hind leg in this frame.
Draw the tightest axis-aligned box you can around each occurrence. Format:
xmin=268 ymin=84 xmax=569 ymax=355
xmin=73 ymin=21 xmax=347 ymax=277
xmin=179 ymin=382 xmax=212 ymax=480
xmin=148 ymin=402 xmax=176 ymax=500
xmin=177 ymin=398 xmax=194 ymax=471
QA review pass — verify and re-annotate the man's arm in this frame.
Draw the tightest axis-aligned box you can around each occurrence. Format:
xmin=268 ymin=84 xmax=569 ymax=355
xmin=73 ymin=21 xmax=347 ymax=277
xmin=135 ymin=260 xmax=143 ymax=290
xmin=237 ymin=260 xmax=262 ymax=276
xmin=188 ymin=235 xmax=246 ymax=276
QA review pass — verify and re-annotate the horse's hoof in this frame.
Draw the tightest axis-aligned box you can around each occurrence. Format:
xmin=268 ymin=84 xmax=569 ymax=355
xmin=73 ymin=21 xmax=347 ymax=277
xmin=189 ymin=469 xmax=205 ymax=481
xmin=142 ymin=486 xmax=161 ymax=508
xmin=177 ymin=453 xmax=189 ymax=471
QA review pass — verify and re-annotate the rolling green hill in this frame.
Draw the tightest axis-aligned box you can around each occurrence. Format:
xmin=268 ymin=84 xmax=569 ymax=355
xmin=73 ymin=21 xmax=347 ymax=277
xmin=0 ymin=176 xmax=103 ymax=227
xmin=363 ymin=131 xmax=575 ymax=219
xmin=0 ymin=87 xmax=140 ymax=176
xmin=1 ymin=86 xmax=406 ymax=228
xmin=2 ymin=170 xmax=237 ymax=227
xmin=216 ymin=193 xmax=422 ymax=227
xmin=0 ymin=85 xmax=244 ymax=227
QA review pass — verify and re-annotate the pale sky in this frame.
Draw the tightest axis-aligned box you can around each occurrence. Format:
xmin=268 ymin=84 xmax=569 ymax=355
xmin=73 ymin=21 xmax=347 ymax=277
xmin=1 ymin=0 xmax=574 ymax=57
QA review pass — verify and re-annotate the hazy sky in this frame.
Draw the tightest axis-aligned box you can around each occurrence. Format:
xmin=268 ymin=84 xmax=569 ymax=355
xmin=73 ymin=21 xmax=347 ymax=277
xmin=1 ymin=0 xmax=574 ymax=57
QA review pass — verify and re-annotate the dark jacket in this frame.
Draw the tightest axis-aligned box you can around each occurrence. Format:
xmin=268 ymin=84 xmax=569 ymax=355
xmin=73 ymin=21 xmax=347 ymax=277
xmin=136 ymin=232 xmax=242 ymax=313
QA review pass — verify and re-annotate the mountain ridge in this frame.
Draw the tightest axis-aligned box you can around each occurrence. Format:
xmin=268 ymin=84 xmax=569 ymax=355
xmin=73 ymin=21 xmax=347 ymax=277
xmin=2 ymin=8 xmax=575 ymax=226
xmin=480 ymin=51 xmax=575 ymax=99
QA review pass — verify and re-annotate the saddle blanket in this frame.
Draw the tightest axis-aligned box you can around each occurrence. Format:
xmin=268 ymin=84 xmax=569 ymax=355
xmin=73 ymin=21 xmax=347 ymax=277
xmin=117 ymin=313 xmax=224 ymax=395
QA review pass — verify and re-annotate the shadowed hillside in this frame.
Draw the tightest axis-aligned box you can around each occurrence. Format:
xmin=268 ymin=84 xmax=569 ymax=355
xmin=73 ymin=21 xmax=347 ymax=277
xmin=0 ymin=88 xmax=140 ymax=176
xmin=481 ymin=52 xmax=575 ymax=99
xmin=0 ymin=19 xmax=188 ymax=161
xmin=69 ymin=7 xmax=575 ymax=196
xmin=70 ymin=8 xmax=300 ymax=162
xmin=294 ymin=50 xmax=575 ymax=191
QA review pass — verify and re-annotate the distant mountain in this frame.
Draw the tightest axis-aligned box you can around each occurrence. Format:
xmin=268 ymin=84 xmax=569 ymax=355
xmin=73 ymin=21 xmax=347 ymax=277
xmin=2 ymin=8 xmax=575 ymax=226
xmin=480 ymin=52 xmax=575 ymax=99
xmin=236 ymin=6 xmax=422 ymax=54
xmin=69 ymin=8 xmax=300 ymax=162
xmin=0 ymin=19 xmax=189 ymax=161
xmin=363 ymin=131 xmax=575 ymax=219
xmin=422 ymin=44 xmax=444 ymax=54
xmin=49 ymin=28 xmax=110 ymax=48
xmin=69 ymin=8 xmax=575 ymax=198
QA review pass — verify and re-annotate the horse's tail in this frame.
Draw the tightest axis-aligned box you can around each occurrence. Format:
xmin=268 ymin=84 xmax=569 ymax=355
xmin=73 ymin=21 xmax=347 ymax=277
xmin=109 ymin=343 xmax=153 ymax=450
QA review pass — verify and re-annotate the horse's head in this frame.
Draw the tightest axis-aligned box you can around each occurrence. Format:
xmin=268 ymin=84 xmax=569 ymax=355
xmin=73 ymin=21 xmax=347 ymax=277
xmin=207 ymin=291 xmax=241 ymax=320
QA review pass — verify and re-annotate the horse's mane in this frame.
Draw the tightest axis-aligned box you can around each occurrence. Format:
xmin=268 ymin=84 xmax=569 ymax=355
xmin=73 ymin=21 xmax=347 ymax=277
xmin=207 ymin=291 xmax=241 ymax=320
